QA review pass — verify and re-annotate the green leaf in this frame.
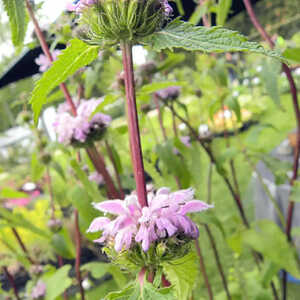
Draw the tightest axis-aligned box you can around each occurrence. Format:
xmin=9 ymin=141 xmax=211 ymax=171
xmin=225 ymin=96 xmax=241 ymax=122
xmin=162 ymin=251 xmax=198 ymax=300
xmin=143 ymin=20 xmax=283 ymax=60
xmin=260 ymin=59 xmax=282 ymax=107
xmin=51 ymin=229 xmax=76 ymax=259
xmin=31 ymin=151 xmax=45 ymax=181
xmin=291 ymin=181 xmax=300 ymax=203
xmin=81 ymin=262 xmax=110 ymax=278
xmin=90 ymin=94 xmax=119 ymax=120
xmin=0 ymin=187 xmax=28 ymax=199
xmin=2 ymin=0 xmax=28 ymax=47
xmin=260 ymin=262 xmax=280 ymax=288
xmin=242 ymin=220 xmax=300 ymax=278
xmin=189 ymin=3 xmax=209 ymax=25
xmin=43 ymin=265 xmax=73 ymax=300
xmin=157 ymin=52 xmax=186 ymax=72
xmin=142 ymin=282 xmax=175 ymax=300
xmin=283 ymin=48 xmax=300 ymax=63
xmin=30 ymin=39 xmax=99 ymax=123
xmin=216 ymin=0 xmax=232 ymax=26
xmin=105 ymin=283 xmax=137 ymax=300
xmin=107 ymin=265 xmax=128 ymax=288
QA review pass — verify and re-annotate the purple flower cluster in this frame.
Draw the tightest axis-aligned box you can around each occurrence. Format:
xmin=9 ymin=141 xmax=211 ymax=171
xmin=88 ymin=187 xmax=213 ymax=252
xmin=67 ymin=0 xmax=95 ymax=13
xmin=53 ymin=98 xmax=111 ymax=145
xmin=89 ymin=171 xmax=104 ymax=185
xmin=156 ymin=86 xmax=181 ymax=100
xmin=35 ymin=50 xmax=61 ymax=72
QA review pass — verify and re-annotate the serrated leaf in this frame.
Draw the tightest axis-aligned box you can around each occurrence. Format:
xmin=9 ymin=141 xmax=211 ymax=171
xmin=162 ymin=251 xmax=198 ymax=300
xmin=105 ymin=283 xmax=137 ymax=300
xmin=142 ymin=282 xmax=175 ymax=300
xmin=30 ymin=39 xmax=99 ymax=123
xmin=143 ymin=20 xmax=283 ymax=60
xmin=2 ymin=0 xmax=28 ymax=47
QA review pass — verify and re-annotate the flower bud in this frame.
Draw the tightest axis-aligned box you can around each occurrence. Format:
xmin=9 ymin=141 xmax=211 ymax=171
xmin=48 ymin=219 xmax=63 ymax=232
xmin=76 ymin=0 xmax=172 ymax=45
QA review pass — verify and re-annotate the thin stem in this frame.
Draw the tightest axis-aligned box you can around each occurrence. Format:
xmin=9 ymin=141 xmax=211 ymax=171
xmin=11 ymin=228 xmax=35 ymax=264
xmin=104 ymin=140 xmax=125 ymax=199
xmin=242 ymin=2 xmax=300 ymax=298
xmin=46 ymin=166 xmax=55 ymax=220
xmin=204 ymin=225 xmax=231 ymax=300
xmin=170 ymin=102 xmax=178 ymax=138
xmin=120 ymin=41 xmax=148 ymax=207
xmin=3 ymin=267 xmax=20 ymax=300
xmin=154 ymin=94 xmax=167 ymax=141
xmin=168 ymin=104 xmax=249 ymax=227
xmin=74 ymin=210 xmax=85 ymax=300
xmin=195 ymin=239 xmax=214 ymax=300
xmin=207 ymin=162 xmax=213 ymax=204
xmin=86 ymin=145 xmax=121 ymax=199
xmin=25 ymin=0 xmax=77 ymax=116
xmin=58 ymin=256 xmax=68 ymax=300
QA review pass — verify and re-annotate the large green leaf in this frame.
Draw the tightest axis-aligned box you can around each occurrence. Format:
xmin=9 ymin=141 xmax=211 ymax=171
xmin=0 ymin=187 xmax=28 ymax=199
xmin=242 ymin=220 xmax=300 ymax=278
xmin=2 ymin=0 xmax=28 ymax=47
xmin=30 ymin=39 xmax=99 ymax=123
xmin=162 ymin=252 xmax=198 ymax=300
xmin=143 ymin=20 xmax=283 ymax=60
xmin=43 ymin=265 xmax=73 ymax=300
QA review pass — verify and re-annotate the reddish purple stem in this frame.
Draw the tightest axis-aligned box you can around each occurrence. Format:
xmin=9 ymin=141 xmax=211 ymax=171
xmin=121 ymin=41 xmax=148 ymax=207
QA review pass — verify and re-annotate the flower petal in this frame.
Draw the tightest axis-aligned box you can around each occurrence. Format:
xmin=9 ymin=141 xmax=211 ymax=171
xmin=180 ymin=200 xmax=213 ymax=215
xmin=93 ymin=200 xmax=126 ymax=215
xmin=87 ymin=217 xmax=110 ymax=233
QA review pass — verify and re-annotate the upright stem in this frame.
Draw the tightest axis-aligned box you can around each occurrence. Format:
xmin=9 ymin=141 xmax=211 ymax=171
xmin=195 ymin=239 xmax=214 ymax=300
xmin=104 ymin=140 xmax=125 ymax=199
xmin=204 ymin=225 xmax=231 ymax=300
xmin=86 ymin=145 xmax=121 ymax=199
xmin=3 ymin=267 xmax=20 ymax=300
xmin=242 ymin=1 xmax=300 ymax=298
xmin=11 ymin=228 xmax=34 ymax=264
xmin=74 ymin=210 xmax=85 ymax=300
xmin=120 ymin=41 xmax=148 ymax=207
xmin=25 ymin=0 xmax=77 ymax=116
xmin=168 ymin=104 xmax=249 ymax=227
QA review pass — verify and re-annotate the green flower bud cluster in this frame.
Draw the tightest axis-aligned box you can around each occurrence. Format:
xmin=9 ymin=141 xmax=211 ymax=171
xmin=78 ymin=0 xmax=167 ymax=46
xmin=103 ymin=233 xmax=193 ymax=272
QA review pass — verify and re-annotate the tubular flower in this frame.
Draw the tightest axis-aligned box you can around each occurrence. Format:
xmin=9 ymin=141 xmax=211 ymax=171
xmin=67 ymin=0 xmax=96 ymax=13
xmin=88 ymin=187 xmax=213 ymax=252
xmin=31 ymin=280 xmax=46 ymax=299
xmin=53 ymin=98 xmax=111 ymax=146
xmin=35 ymin=50 xmax=61 ymax=72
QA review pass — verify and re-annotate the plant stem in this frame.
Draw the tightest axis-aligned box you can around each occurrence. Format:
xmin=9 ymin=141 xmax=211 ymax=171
xmin=120 ymin=41 xmax=148 ymax=207
xmin=242 ymin=2 xmax=300 ymax=298
xmin=195 ymin=239 xmax=214 ymax=300
xmin=168 ymin=104 xmax=249 ymax=227
xmin=207 ymin=162 xmax=213 ymax=204
xmin=3 ymin=267 xmax=20 ymax=300
xmin=86 ymin=145 xmax=121 ymax=199
xmin=74 ymin=210 xmax=85 ymax=300
xmin=25 ymin=0 xmax=77 ymax=116
xmin=11 ymin=228 xmax=35 ymax=264
xmin=104 ymin=140 xmax=125 ymax=199
xmin=204 ymin=225 xmax=231 ymax=300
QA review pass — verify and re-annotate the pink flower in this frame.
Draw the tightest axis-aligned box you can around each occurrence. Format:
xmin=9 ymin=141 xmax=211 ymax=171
xmin=88 ymin=172 xmax=104 ymax=185
xmin=53 ymin=98 xmax=111 ymax=145
xmin=88 ymin=188 xmax=213 ymax=252
xmin=160 ymin=0 xmax=173 ymax=17
xmin=31 ymin=280 xmax=46 ymax=299
xmin=35 ymin=50 xmax=61 ymax=72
